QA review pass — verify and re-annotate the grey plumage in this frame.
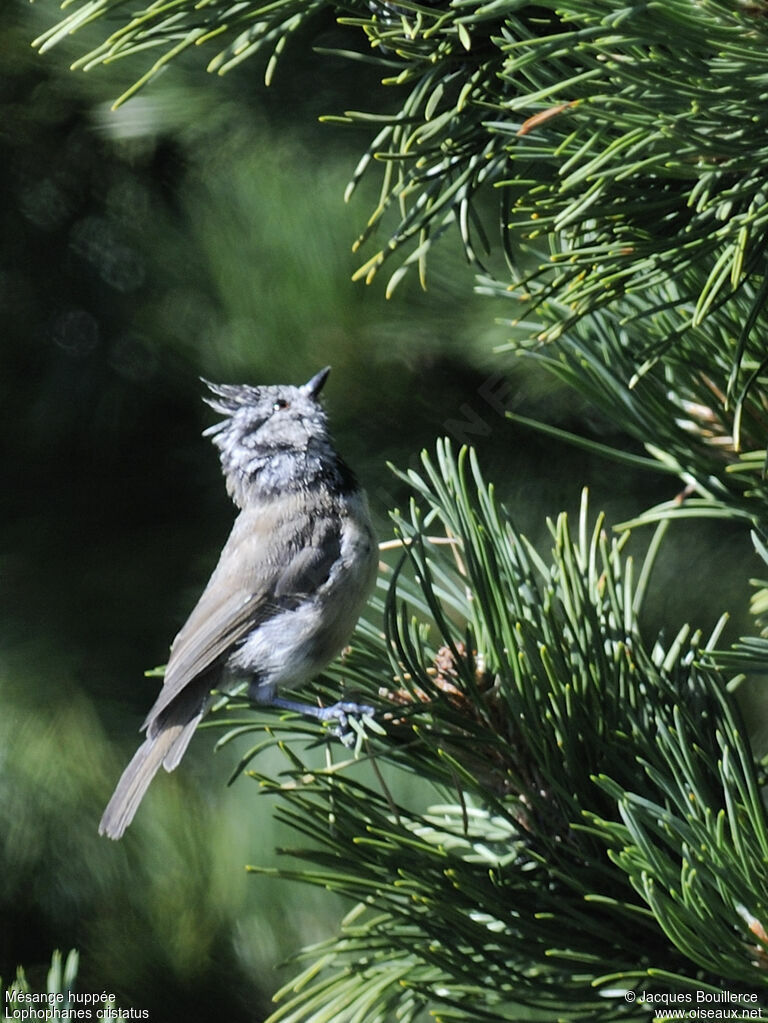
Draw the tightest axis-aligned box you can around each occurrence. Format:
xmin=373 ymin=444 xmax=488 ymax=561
xmin=99 ymin=367 xmax=377 ymax=839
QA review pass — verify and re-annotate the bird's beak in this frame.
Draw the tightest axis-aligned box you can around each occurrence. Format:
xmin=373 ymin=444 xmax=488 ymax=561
xmin=302 ymin=366 xmax=331 ymax=399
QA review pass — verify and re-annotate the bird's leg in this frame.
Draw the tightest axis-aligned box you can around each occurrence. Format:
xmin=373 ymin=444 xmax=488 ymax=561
xmin=248 ymin=682 xmax=374 ymax=745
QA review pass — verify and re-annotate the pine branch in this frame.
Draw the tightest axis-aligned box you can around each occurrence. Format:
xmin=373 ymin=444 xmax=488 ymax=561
xmin=32 ymin=0 xmax=768 ymax=388
xmin=211 ymin=442 xmax=768 ymax=1021
xmin=498 ymin=292 xmax=768 ymax=521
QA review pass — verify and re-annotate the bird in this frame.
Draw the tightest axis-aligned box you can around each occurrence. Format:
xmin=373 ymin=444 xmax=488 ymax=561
xmin=99 ymin=366 xmax=378 ymax=839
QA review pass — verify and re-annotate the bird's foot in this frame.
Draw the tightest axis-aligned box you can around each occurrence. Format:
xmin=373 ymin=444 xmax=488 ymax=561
xmin=312 ymin=700 xmax=376 ymax=746
xmin=264 ymin=695 xmax=375 ymax=747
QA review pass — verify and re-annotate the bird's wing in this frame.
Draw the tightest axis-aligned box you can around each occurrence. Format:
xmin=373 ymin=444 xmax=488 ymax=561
xmin=142 ymin=585 xmax=264 ymax=733
xmin=142 ymin=499 xmax=341 ymax=730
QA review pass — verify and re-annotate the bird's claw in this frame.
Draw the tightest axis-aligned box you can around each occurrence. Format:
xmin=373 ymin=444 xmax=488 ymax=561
xmin=316 ymin=700 xmax=376 ymax=746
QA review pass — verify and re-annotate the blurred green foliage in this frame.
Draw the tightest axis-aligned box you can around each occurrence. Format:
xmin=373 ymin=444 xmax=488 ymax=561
xmin=1 ymin=0 xmax=764 ymax=1019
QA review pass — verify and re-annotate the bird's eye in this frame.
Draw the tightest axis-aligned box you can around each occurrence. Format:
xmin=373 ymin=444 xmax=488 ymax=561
xmin=272 ymin=398 xmax=289 ymax=412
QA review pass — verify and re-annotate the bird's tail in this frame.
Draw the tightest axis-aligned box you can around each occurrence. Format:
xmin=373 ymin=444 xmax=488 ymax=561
xmin=99 ymin=713 xmax=202 ymax=840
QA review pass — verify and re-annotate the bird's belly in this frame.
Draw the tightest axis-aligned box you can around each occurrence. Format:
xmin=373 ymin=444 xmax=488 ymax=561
xmin=225 ymin=541 xmax=376 ymax=696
